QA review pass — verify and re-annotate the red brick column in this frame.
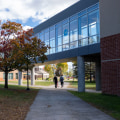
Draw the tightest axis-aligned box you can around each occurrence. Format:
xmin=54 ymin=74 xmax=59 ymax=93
xmin=101 ymin=33 xmax=120 ymax=96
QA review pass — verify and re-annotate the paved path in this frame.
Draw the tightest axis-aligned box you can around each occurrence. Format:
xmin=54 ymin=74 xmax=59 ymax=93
xmin=25 ymin=88 xmax=115 ymax=120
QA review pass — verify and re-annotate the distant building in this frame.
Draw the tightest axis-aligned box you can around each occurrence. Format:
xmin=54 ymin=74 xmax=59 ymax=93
xmin=0 ymin=66 xmax=49 ymax=81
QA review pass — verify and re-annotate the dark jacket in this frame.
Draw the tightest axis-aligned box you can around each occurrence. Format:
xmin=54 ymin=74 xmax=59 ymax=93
xmin=60 ymin=76 xmax=64 ymax=82
xmin=54 ymin=76 xmax=58 ymax=83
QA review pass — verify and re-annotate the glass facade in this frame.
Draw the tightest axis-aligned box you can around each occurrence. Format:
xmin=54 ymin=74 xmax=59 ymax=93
xmin=38 ymin=3 xmax=100 ymax=55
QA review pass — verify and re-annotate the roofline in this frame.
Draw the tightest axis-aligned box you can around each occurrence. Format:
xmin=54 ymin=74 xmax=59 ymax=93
xmin=33 ymin=0 xmax=99 ymax=34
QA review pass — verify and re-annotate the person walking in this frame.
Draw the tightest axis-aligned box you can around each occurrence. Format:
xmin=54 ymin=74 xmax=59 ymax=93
xmin=53 ymin=74 xmax=58 ymax=88
xmin=60 ymin=75 xmax=64 ymax=88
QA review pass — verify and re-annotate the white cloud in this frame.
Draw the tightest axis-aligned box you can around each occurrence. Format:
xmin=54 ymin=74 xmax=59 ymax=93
xmin=23 ymin=25 xmax=32 ymax=31
xmin=0 ymin=0 xmax=79 ymax=26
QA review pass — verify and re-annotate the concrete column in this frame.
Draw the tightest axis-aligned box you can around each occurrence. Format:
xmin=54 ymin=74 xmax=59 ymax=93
xmin=77 ymin=56 xmax=85 ymax=92
xmin=95 ymin=61 xmax=101 ymax=91
xmin=31 ymin=67 xmax=35 ymax=85
xmin=18 ymin=71 xmax=22 ymax=85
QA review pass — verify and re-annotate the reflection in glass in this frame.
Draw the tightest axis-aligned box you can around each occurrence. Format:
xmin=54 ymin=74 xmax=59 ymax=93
xmin=58 ymin=36 xmax=62 ymax=46
xmin=45 ymin=49 xmax=49 ymax=55
xmin=50 ymin=30 xmax=55 ymax=39
xmin=63 ymin=23 xmax=69 ymax=44
xmin=89 ymin=23 xmax=97 ymax=36
xmin=70 ymin=41 xmax=78 ymax=49
xmin=56 ymin=46 xmax=62 ymax=52
xmin=79 ymin=15 xmax=88 ymax=39
xmin=37 ymin=3 xmax=100 ymax=55
xmin=89 ymin=35 xmax=99 ymax=44
xmin=39 ymin=32 xmax=44 ymax=41
xmin=50 ymin=39 xmax=55 ymax=47
xmin=56 ymin=25 xmax=62 ymax=46
xmin=45 ymin=32 xmax=49 ymax=41
xmin=70 ymin=20 xmax=78 ymax=42
xmin=50 ymin=48 xmax=55 ymax=54
xmin=79 ymin=38 xmax=88 ymax=46
xmin=88 ymin=10 xmax=99 ymax=36
xmin=50 ymin=29 xmax=55 ymax=50
xmin=45 ymin=40 xmax=49 ymax=46
xmin=63 ymin=44 xmax=69 ymax=51
xmin=89 ymin=36 xmax=97 ymax=44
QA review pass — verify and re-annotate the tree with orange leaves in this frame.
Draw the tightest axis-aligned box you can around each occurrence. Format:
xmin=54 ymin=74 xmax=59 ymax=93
xmin=0 ymin=20 xmax=49 ymax=89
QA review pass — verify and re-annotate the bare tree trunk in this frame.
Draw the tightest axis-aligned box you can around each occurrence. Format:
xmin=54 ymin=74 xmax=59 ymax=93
xmin=4 ymin=70 xmax=8 ymax=88
xmin=26 ymin=64 xmax=30 ymax=90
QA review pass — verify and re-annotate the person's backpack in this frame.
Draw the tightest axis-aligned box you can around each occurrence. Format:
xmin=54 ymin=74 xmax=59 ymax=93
xmin=60 ymin=76 xmax=64 ymax=82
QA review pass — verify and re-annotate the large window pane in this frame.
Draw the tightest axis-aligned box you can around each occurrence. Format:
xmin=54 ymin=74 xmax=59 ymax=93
xmin=70 ymin=41 xmax=78 ymax=49
xmin=89 ymin=35 xmax=100 ymax=44
xmin=63 ymin=23 xmax=69 ymax=44
xmin=45 ymin=32 xmax=49 ymax=42
xmin=58 ymin=36 xmax=62 ymax=46
xmin=45 ymin=49 xmax=49 ymax=55
xmin=88 ymin=10 xmax=99 ymax=36
xmin=70 ymin=19 xmax=78 ymax=42
xmin=50 ymin=48 xmax=55 ymax=54
xmin=50 ymin=40 xmax=55 ymax=47
xmin=50 ymin=29 xmax=55 ymax=51
xmin=50 ymin=30 xmax=55 ymax=39
xmin=56 ymin=46 xmax=62 ymax=52
xmin=63 ymin=44 xmax=69 ymax=51
xmin=79 ymin=38 xmax=88 ymax=46
xmin=39 ymin=32 xmax=44 ymax=41
xmin=89 ymin=23 xmax=97 ymax=36
xmin=45 ymin=40 xmax=49 ymax=46
xmin=79 ymin=15 xmax=88 ymax=39
xmin=56 ymin=25 xmax=62 ymax=46
xmin=8 ymin=73 xmax=13 ymax=80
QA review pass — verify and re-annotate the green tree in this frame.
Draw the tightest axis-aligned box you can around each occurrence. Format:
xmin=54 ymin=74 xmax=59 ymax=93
xmin=68 ymin=69 xmax=73 ymax=78
xmin=44 ymin=64 xmax=54 ymax=79
xmin=0 ymin=20 xmax=49 ymax=89
xmin=56 ymin=62 xmax=68 ymax=76
xmin=72 ymin=61 xmax=78 ymax=78
xmin=0 ymin=21 xmax=24 ymax=88
xmin=17 ymin=29 xmax=49 ymax=90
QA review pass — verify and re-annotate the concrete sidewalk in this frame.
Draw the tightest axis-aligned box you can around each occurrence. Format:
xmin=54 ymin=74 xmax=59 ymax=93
xmin=25 ymin=88 xmax=115 ymax=120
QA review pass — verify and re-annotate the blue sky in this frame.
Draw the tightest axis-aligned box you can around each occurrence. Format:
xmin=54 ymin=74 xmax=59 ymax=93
xmin=0 ymin=0 xmax=79 ymax=30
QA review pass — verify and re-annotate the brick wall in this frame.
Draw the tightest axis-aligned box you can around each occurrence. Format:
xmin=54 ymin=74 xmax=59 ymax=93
xmin=101 ymin=33 xmax=120 ymax=96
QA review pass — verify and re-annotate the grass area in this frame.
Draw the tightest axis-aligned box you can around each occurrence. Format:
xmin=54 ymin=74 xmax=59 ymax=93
xmin=69 ymin=91 xmax=120 ymax=120
xmin=0 ymin=80 xmax=54 ymax=86
xmin=85 ymin=81 xmax=96 ymax=89
xmin=35 ymin=81 xmax=54 ymax=86
xmin=22 ymin=80 xmax=54 ymax=86
xmin=65 ymin=80 xmax=96 ymax=89
xmin=0 ymin=84 xmax=39 ymax=120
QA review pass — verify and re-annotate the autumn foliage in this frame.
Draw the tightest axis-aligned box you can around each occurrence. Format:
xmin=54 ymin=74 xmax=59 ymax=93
xmin=0 ymin=20 xmax=49 ymax=88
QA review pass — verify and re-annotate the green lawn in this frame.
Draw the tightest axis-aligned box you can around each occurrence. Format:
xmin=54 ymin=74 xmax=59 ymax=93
xmin=0 ymin=84 xmax=39 ymax=120
xmin=35 ymin=81 xmax=54 ymax=86
xmin=0 ymin=80 xmax=54 ymax=86
xmin=65 ymin=80 xmax=96 ymax=89
xmin=22 ymin=80 xmax=54 ymax=86
xmin=69 ymin=91 xmax=120 ymax=120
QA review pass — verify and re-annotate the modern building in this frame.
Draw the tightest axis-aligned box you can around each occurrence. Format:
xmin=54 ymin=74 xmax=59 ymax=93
xmin=30 ymin=0 xmax=120 ymax=96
